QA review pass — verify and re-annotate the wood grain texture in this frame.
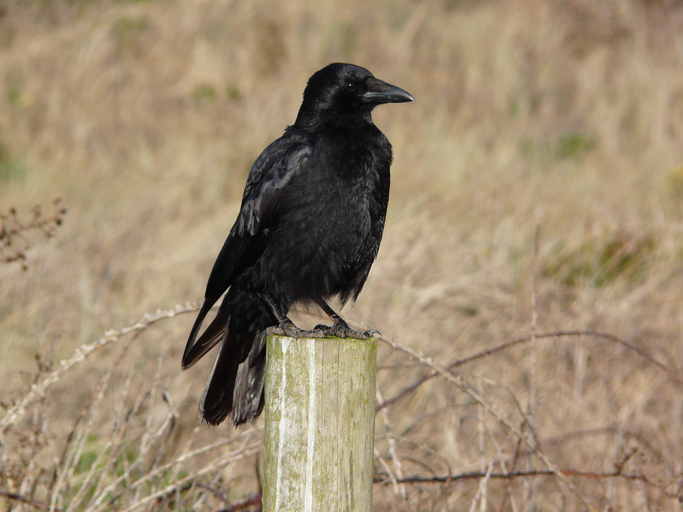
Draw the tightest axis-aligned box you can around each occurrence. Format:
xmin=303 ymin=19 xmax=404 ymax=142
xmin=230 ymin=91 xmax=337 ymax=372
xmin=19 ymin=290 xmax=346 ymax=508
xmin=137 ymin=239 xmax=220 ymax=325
xmin=262 ymin=334 xmax=377 ymax=512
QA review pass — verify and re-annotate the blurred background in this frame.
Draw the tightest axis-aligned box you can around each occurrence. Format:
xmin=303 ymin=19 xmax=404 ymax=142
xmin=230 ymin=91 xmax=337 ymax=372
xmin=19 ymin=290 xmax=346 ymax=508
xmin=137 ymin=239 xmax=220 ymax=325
xmin=1 ymin=0 xmax=682 ymax=510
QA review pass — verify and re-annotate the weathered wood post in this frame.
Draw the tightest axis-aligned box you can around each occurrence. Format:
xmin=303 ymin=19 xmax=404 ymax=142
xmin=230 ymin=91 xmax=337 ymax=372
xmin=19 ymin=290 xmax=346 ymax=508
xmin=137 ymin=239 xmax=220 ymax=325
xmin=262 ymin=334 xmax=377 ymax=512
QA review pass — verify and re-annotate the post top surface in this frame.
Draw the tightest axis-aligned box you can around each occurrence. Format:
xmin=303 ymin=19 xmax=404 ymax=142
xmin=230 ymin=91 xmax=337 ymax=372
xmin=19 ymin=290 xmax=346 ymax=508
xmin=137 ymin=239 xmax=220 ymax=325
xmin=267 ymin=333 xmax=378 ymax=344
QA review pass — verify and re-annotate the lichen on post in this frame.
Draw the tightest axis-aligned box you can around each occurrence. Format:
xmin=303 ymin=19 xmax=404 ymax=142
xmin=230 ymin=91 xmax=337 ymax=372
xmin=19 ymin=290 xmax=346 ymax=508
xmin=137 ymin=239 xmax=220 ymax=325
xmin=262 ymin=334 xmax=377 ymax=512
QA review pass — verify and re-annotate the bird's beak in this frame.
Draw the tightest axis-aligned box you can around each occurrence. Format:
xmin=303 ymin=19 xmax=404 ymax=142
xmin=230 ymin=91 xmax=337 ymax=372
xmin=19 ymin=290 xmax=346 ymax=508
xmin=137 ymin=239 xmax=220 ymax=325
xmin=362 ymin=77 xmax=415 ymax=104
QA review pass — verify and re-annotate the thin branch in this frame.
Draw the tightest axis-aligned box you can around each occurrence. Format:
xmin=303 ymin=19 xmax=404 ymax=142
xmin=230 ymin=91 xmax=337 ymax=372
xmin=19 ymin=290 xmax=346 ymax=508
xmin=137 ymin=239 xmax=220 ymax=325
xmin=0 ymin=490 xmax=58 ymax=511
xmin=379 ymin=335 xmax=598 ymax=508
xmin=378 ymin=335 xmax=525 ymax=439
xmin=216 ymin=494 xmax=261 ymax=512
xmin=375 ymin=468 xmax=673 ymax=494
xmin=0 ymin=199 xmax=67 ymax=270
xmin=377 ymin=330 xmax=682 ymax=412
xmin=121 ymin=443 xmax=260 ymax=512
xmin=0 ymin=302 xmax=202 ymax=430
xmin=515 ymin=425 xmax=667 ymax=465
xmin=375 ymin=386 xmax=406 ymax=498
xmin=193 ymin=483 xmax=230 ymax=504
xmin=91 ymin=430 xmax=257 ymax=511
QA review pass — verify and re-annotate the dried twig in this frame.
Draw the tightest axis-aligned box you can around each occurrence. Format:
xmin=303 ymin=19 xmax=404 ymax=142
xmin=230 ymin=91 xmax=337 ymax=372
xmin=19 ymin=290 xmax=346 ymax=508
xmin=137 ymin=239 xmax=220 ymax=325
xmin=120 ymin=442 xmax=260 ymax=512
xmin=0 ymin=490 xmax=58 ymax=511
xmin=378 ymin=335 xmax=593 ymax=507
xmin=215 ymin=493 xmax=261 ymax=512
xmin=193 ymin=482 xmax=230 ymax=504
xmin=375 ymin=386 xmax=406 ymax=498
xmin=377 ymin=329 xmax=682 ymax=412
xmin=0 ymin=199 xmax=67 ymax=269
xmin=508 ymin=425 xmax=667 ymax=466
xmin=0 ymin=303 xmax=202 ymax=430
xmin=375 ymin=468 xmax=673 ymax=493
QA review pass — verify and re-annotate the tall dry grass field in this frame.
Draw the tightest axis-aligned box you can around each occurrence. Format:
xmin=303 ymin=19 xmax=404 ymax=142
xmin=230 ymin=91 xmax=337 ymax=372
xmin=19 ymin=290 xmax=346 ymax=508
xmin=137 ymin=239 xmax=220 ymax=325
xmin=1 ymin=0 xmax=682 ymax=510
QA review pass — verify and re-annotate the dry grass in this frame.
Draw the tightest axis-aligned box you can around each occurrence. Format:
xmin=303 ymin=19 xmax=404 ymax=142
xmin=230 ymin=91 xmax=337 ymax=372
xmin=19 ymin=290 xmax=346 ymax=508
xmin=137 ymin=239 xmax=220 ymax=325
xmin=1 ymin=0 xmax=682 ymax=509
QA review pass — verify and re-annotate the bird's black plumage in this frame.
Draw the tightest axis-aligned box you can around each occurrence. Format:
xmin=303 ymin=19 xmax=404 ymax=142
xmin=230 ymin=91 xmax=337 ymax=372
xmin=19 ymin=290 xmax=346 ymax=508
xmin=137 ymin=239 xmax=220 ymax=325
xmin=183 ymin=63 xmax=413 ymax=426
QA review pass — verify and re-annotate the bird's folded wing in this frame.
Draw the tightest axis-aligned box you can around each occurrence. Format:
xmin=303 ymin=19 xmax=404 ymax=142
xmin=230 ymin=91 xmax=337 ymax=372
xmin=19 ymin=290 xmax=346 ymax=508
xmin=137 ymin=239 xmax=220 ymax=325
xmin=182 ymin=136 xmax=312 ymax=365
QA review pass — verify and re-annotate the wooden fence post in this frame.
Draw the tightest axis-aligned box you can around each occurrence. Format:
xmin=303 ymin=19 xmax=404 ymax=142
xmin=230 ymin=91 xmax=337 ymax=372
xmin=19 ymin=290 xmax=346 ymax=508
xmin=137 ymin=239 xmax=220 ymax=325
xmin=262 ymin=334 xmax=377 ymax=512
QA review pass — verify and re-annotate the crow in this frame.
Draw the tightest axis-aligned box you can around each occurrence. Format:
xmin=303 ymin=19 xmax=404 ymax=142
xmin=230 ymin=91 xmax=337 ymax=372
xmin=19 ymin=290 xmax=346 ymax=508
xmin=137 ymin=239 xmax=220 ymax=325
xmin=182 ymin=63 xmax=413 ymax=426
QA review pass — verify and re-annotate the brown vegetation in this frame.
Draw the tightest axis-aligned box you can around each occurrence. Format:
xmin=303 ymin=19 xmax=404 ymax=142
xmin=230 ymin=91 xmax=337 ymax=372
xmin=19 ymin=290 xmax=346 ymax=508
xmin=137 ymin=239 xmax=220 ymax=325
xmin=1 ymin=0 xmax=682 ymax=510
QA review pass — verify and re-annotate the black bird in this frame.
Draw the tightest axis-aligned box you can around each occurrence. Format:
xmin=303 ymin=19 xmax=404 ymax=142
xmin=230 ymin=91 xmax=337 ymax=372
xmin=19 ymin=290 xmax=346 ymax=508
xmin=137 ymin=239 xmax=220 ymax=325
xmin=182 ymin=63 xmax=413 ymax=426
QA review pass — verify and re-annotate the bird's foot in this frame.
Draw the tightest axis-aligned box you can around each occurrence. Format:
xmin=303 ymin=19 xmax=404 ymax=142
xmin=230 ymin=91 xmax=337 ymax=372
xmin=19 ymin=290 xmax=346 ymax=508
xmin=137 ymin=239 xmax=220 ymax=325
xmin=269 ymin=319 xmax=326 ymax=338
xmin=313 ymin=321 xmax=380 ymax=340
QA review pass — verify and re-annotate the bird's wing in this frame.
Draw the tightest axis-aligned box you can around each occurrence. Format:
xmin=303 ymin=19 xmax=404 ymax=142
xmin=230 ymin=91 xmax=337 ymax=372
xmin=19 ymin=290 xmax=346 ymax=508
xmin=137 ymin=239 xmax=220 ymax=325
xmin=182 ymin=135 xmax=312 ymax=368
xmin=234 ymin=141 xmax=311 ymax=238
xmin=205 ymin=137 xmax=311 ymax=299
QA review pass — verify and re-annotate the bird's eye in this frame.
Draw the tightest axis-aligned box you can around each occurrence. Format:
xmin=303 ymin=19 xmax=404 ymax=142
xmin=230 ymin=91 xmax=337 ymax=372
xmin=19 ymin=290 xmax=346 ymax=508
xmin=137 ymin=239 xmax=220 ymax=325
xmin=345 ymin=81 xmax=354 ymax=88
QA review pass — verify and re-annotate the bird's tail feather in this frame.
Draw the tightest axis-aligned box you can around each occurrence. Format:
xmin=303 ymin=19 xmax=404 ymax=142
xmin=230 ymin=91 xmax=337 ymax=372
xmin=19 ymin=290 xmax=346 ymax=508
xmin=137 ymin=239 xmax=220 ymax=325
xmin=232 ymin=330 xmax=267 ymax=424
xmin=199 ymin=291 xmax=273 ymax=426
xmin=201 ymin=329 xmax=269 ymax=426
xmin=200 ymin=330 xmax=241 ymax=425
xmin=182 ymin=302 xmax=229 ymax=369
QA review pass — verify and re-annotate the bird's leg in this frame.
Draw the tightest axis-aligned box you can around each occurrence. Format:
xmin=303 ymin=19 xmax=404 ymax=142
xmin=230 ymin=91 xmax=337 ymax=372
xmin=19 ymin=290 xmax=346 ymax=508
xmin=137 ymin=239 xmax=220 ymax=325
xmin=261 ymin=295 xmax=299 ymax=336
xmin=262 ymin=294 xmax=324 ymax=338
xmin=314 ymin=298 xmax=380 ymax=339
xmin=314 ymin=297 xmax=347 ymax=328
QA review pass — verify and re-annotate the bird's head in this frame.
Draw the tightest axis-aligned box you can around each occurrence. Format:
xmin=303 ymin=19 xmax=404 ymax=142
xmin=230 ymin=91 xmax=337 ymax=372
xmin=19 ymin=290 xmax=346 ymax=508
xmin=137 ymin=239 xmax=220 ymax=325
xmin=295 ymin=63 xmax=414 ymax=127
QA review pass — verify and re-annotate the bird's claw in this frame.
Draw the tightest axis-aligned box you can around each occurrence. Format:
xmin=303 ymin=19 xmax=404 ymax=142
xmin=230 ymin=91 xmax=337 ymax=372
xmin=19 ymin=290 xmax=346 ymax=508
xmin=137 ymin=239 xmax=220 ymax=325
xmin=314 ymin=322 xmax=380 ymax=340
xmin=270 ymin=320 xmax=326 ymax=338
xmin=269 ymin=320 xmax=379 ymax=340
